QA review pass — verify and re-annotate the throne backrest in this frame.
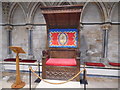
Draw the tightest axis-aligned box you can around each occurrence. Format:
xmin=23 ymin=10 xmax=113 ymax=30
xmin=41 ymin=5 xmax=83 ymax=58
xmin=49 ymin=49 xmax=76 ymax=58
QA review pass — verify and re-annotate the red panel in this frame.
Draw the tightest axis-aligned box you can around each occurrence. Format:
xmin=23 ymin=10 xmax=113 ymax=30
xmin=46 ymin=58 xmax=77 ymax=66
xmin=4 ymin=58 xmax=37 ymax=63
xmin=66 ymin=32 xmax=76 ymax=46
xmin=109 ymin=62 xmax=120 ymax=67
xmin=50 ymin=32 xmax=59 ymax=46
xmin=4 ymin=58 xmax=21 ymax=62
xmin=85 ymin=62 xmax=105 ymax=67
xmin=21 ymin=59 xmax=37 ymax=63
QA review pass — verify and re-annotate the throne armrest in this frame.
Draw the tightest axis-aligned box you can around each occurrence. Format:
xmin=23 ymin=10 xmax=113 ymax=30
xmin=42 ymin=50 xmax=50 ymax=65
xmin=76 ymin=50 xmax=81 ymax=67
xmin=76 ymin=57 xmax=80 ymax=60
xmin=42 ymin=50 xmax=50 ymax=58
xmin=76 ymin=50 xmax=81 ymax=57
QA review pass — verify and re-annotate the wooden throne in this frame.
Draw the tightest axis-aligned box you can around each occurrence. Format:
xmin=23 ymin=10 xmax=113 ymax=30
xmin=41 ymin=5 xmax=83 ymax=81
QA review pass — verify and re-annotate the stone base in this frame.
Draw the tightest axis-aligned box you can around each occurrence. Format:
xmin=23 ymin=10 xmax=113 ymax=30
xmin=11 ymin=81 xmax=25 ymax=88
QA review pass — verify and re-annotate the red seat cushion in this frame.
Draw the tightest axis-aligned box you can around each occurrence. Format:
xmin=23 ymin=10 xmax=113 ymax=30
xmin=109 ymin=62 xmax=120 ymax=67
xmin=46 ymin=58 xmax=77 ymax=66
xmin=85 ymin=62 xmax=105 ymax=67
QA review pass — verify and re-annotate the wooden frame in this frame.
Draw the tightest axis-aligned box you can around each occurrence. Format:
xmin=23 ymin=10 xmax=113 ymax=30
xmin=41 ymin=5 xmax=83 ymax=81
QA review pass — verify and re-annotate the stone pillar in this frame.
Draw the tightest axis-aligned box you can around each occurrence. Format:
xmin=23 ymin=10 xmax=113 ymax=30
xmin=5 ymin=25 xmax=13 ymax=56
xmin=101 ymin=24 xmax=111 ymax=64
xmin=26 ymin=25 xmax=33 ymax=59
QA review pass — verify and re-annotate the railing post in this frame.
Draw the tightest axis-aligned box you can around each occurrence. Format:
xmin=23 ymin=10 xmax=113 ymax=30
xmin=80 ymin=65 xmax=88 ymax=88
xmin=84 ymin=69 xmax=87 ymax=90
xmin=34 ymin=61 xmax=41 ymax=83
xmin=29 ymin=67 xmax=31 ymax=90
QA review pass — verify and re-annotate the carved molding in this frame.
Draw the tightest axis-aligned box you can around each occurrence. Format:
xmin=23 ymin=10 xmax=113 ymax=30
xmin=80 ymin=24 xmax=84 ymax=30
xmin=4 ymin=25 xmax=13 ymax=31
xmin=25 ymin=25 xmax=33 ymax=30
xmin=101 ymin=24 xmax=111 ymax=30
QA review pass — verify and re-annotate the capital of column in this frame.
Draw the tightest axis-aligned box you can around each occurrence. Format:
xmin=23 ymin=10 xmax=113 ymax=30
xmin=80 ymin=23 xmax=84 ymax=31
xmin=4 ymin=25 xmax=13 ymax=31
xmin=101 ymin=24 xmax=111 ymax=31
xmin=26 ymin=25 xmax=33 ymax=30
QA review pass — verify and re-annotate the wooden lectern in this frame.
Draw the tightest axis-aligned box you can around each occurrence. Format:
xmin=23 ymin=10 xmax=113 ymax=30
xmin=9 ymin=46 xmax=26 ymax=88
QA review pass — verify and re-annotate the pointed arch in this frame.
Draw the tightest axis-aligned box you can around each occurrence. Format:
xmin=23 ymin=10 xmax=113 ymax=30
xmin=80 ymin=2 xmax=107 ymax=23
xmin=109 ymin=2 xmax=118 ymax=22
xmin=8 ymin=2 xmax=26 ymax=24
xmin=29 ymin=2 xmax=44 ymax=24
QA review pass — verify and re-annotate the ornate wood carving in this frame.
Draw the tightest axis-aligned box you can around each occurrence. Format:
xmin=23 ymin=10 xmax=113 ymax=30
xmin=41 ymin=5 xmax=83 ymax=81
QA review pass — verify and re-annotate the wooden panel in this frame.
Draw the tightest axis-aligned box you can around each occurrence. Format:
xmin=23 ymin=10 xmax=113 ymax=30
xmin=45 ymin=66 xmax=80 ymax=81
xmin=49 ymin=49 xmax=76 ymax=58
xmin=41 ymin=5 xmax=83 ymax=29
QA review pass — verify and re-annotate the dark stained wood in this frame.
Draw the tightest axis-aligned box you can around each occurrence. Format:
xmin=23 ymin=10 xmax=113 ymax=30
xmin=49 ymin=50 xmax=75 ymax=58
xmin=40 ymin=4 xmax=83 ymax=11
xmin=41 ymin=5 xmax=83 ymax=29
xmin=41 ymin=5 xmax=83 ymax=81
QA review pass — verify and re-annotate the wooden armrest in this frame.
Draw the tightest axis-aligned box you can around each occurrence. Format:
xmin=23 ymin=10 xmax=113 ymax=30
xmin=76 ymin=50 xmax=81 ymax=57
xmin=42 ymin=56 xmax=46 ymax=59
xmin=42 ymin=50 xmax=50 ymax=57
xmin=76 ymin=57 xmax=80 ymax=60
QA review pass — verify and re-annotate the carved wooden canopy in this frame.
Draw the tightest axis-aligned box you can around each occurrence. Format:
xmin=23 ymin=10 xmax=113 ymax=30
xmin=41 ymin=5 xmax=83 ymax=29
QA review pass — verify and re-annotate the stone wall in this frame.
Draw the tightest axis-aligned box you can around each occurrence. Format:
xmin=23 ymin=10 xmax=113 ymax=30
xmin=1 ymin=2 xmax=119 ymax=65
xmin=0 ymin=2 xmax=2 ymax=60
xmin=80 ymin=25 xmax=102 ymax=63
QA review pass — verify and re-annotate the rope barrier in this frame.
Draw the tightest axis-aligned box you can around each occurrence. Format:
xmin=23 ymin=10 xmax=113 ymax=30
xmin=29 ymin=66 xmax=85 ymax=85
xmin=32 ymin=63 xmax=39 ymax=72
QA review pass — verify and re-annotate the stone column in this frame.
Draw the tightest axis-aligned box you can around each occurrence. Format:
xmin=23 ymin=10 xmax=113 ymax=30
xmin=5 ymin=25 xmax=13 ymax=56
xmin=101 ymin=24 xmax=111 ymax=64
xmin=26 ymin=25 xmax=33 ymax=59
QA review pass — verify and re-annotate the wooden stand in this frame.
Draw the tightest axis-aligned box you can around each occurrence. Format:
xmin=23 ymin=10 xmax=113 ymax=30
xmin=9 ymin=46 xmax=26 ymax=88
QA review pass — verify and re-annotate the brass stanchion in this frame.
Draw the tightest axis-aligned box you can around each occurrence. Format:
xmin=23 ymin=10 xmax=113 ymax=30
xmin=34 ymin=61 xmax=41 ymax=83
xmin=29 ymin=66 xmax=31 ymax=90
xmin=80 ymin=64 xmax=88 ymax=85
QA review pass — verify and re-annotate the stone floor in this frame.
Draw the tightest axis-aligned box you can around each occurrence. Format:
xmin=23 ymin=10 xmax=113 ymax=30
xmin=0 ymin=72 xmax=119 ymax=89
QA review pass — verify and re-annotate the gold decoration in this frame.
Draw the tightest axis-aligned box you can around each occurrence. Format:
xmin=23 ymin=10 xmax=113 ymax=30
xmin=59 ymin=33 xmax=67 ymax=45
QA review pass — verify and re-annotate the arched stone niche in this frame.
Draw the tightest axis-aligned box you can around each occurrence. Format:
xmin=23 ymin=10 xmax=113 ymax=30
xmin=80 ymin=25 xmax=102 ymax=63
xmin=110 ymin=3 xmax=118 ymax=22
xmin=80 ymin=2 xmax=103 ymax=63
xmin=32 ymin=5 xmax=46 ymax=60
xmin=33 ymin=7 xmax=45 ymax=24
xmin=12 ymin=26 xmax=28 ymax=58
xmin=32 ymin=26 xmax=47 ymax=60
xmin=11 ymin=4 xmax=26 ymax=24
xmin=108 ymin=3 xmax=119 ymax=63
xmin=82 ymin=2 xmax=104 ymax=23
xmin=10 ymin=4 xmax=28 ymax=58
xmin=108 ymin=25 xmax=118 ymax=63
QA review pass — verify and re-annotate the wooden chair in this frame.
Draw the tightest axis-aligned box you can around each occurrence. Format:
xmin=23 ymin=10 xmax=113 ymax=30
xmin=41 ymin=5 xmax=83 ymax=81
